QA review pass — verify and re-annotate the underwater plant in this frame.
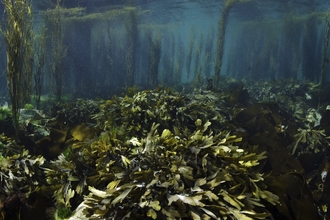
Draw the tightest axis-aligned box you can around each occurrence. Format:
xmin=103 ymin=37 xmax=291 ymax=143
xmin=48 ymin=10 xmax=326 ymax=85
xmin=147 ymin=30 xmax=162 ymax=87
xmin=70 ymin=121 xmax=278 ymax=219
xmin=34 ymin=26 xmax=47 ymax=109
xmin=186 ymin=27 xmax=195 ymax=79
xmin=0 ymin=106 xmax=14 ymax=136
xmin=43 ymin=0 xmax=67 ymax=102
xmin=214 ymin=0 xmax=240 ymax=87
xmin=24 ymin=103 xmax=34 ymax=111
xmin=0 ymin=79 xmax=328 ymax=219
xmin=93 ymin=87 xmax=227 ymax=138
xmin=193 ymin=33 xmax=204 ymax=87
xmin=319 ymin=12 xmax=330 ymax=108
xmin=125 ymin=9 xmax=139 ymax=88
xmin=289 ymin=127 xmax=330 ymax=155
xmin=0 ymin=134 xmax=47 ymax=219
xmin=173 ymin=37 xmax=185 ymax=86
xmin=0 ymin=0 xmax=34 ymax=137
xmin=50 ymin=98 xmax=101 ymax=125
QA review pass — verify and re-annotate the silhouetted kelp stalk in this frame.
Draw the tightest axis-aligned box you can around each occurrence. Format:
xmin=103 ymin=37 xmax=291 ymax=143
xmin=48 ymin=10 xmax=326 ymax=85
xmin=43 ymin=0 xmax=67 ymax=102
xmin=34 ymin=26 xmax=47 ymax=109
xmin=106 ymin=23 xmax=114 ymax=91
xmin=186 ymin=27 xmax=195 ymax=79
xmin=60 ymin=6 xmax=145 ymax=94
xmin=0 ymin=0 xmax=34 ymax=138
xmin=168 ymin=32 xmax=176 ymax=84
xmin=320 ymin=12 xmax=330 ymax=109
xmin=174 ymin=37 xmax=185 ymax=85
xmin=193 ymin=33 xmax=203 ymax=86
xmin=158 ymin=31 xmax=175 ymax=85
xmin=214 ymin=0 xmax=250 ymax=88
xmin=193 ymin=32 xmax=213 ymax=88
xmin=147 ymin=29 xmax=162 ymax=87
xmin=125 ymin=9 xmax=139 ymax=88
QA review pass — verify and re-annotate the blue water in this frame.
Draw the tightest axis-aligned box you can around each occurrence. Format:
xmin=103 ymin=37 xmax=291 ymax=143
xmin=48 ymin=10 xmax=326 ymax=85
xmin=0 ymin=0 xmax=330 ymax=98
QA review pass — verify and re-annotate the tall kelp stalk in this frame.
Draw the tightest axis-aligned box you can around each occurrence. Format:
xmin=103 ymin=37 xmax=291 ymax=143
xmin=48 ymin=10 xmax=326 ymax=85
xmin=186 ymin=27 xmax=195 ymax=79
xmin=34 ymin=27 xmax=47 ymax=109
xmin=168 ymin=33 xmax=176 ymax=85
xmin=301 ymin=14 xmax=321 ymax=82
xmin=159 ymin=31 xmax=175 ymax=85
xmin=125 ymin=9 xmax=139 ymax=88
xmin=106 ymin=24 xmax=114 ymax=92
xmin=194 ymin=33 xmax=211 ymax=87
xmin=0 ymin=0 xmax=34 ymax=137
xmin=147 ymin=30 xmax=162 ymax=87
xmin=61 ymin=6 xmax=145 ymax=95
xmin=214 ymin=0 xmax=246 ymax=87
xmin=193 ymin=33 xmax=203 ymax=86
xmin=282 ymin=13 xmax=302 ymax=79
xmin=320 ymin=12 xmax=330 ymax=109
xmin=43 ymin=0 xmax=67 ymax=102
xmin=204 ymin=26 xmax=215 ymax=80
xmin=174 ymin=37 xmax=185 ymax=86
xmin=66 ymin=18 xmax=94 ymax=98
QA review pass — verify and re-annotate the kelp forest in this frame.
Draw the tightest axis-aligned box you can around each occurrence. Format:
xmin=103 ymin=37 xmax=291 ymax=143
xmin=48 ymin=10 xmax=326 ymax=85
xmin=0 ymin=0 xmax=330 ymax=219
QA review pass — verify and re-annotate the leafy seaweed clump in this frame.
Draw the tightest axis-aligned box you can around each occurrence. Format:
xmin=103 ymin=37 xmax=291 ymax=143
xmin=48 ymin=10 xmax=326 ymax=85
xmin=289 ymin=127 xmax=330 ymax=155
xmin=67 ymin=120 xmax=278 ymax=219
xmin=56 ymin=206 xmax=73 ymax=219
xmin=2 ymin=82 xmax=327 ymax=219
xmin=0 ymin=134 xmax=49 ymax=219
xmin=0 ymin=134 xmax=46 ymax=195
xmin=94 ymin=88 xmax=227 ymax=137
xmin=50 ymin=99 xmax=102 ymax=125
xmin=0 ymin=106 xmax=15 ymax=136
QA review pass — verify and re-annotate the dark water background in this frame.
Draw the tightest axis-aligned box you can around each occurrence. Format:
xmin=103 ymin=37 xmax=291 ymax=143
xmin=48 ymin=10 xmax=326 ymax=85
xmin=0 ymin=0 xmax=330 ymax=100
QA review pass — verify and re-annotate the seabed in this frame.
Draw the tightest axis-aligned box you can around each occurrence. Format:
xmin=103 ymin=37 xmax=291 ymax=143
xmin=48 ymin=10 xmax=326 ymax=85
xmin=0 ymin=78 xmax=330 ymax=220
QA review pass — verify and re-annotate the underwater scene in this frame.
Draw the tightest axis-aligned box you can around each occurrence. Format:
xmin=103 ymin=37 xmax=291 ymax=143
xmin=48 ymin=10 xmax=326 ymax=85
xmin=1 ymin=0 xmax=330 ymax=219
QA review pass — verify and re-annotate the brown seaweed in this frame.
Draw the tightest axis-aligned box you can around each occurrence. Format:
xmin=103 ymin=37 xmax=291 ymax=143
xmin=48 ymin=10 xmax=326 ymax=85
xmin=0 ymin=79 xmax=330 ymax=219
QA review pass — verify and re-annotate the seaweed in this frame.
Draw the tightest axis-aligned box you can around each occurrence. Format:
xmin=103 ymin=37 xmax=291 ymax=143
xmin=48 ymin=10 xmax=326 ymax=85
xmin=289 ymin=128 xmax=330 ymax=155
xmin=0 ymin=79 xmax=329 ymax=219
xmin=78 ymin=121 xmax=277 ymax=219
xmin=0 ymin=0 xmax=34 ymax=138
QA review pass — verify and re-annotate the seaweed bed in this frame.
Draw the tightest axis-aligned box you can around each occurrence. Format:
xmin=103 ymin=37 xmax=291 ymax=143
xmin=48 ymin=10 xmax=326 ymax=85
xmin=0 ymin=79 xmax=330 ymax=220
